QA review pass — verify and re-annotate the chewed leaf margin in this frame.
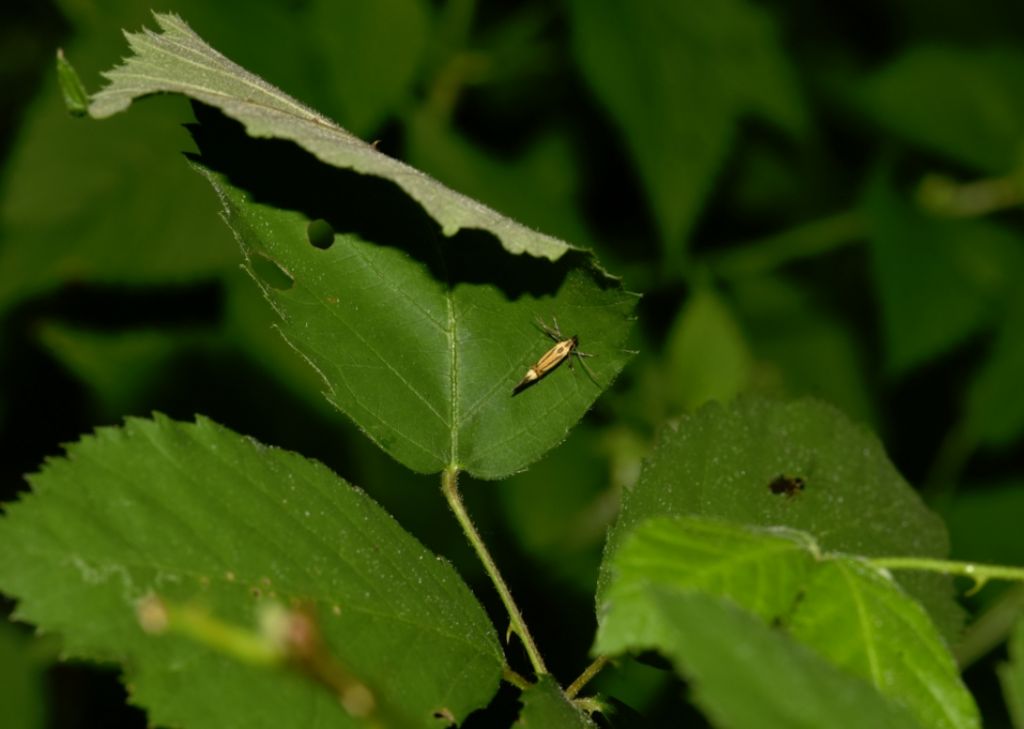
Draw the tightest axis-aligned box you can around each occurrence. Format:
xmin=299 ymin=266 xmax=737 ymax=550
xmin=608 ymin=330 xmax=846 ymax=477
xmin=66 ymin=12 xmax=603 ymax=268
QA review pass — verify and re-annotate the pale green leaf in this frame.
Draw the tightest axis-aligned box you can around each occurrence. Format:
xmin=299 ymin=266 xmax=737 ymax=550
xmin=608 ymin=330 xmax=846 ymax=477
xmin=789 ymin=558 xmax=978 ymax=729
xmin=513 ymin=675 xmax=597 ymax=728
xmin=0 ymin=416 xmax=503 ymax=728
xmin=664 ymin=283 xmax=752 ymax=411
xmin=599 ymin=517 xmax=977 ymax=729
xmin=855 ymin=46 xmax=1024 ymax=172
xmin=405 ymin=111 xmax=593 ymax=250
xmin=599 ymin=397 xmax=963 ymax=641
xmin=78 ymin=12 xmax=580 ymax=262
xmin=595 ymin=586 xmax=922 ymax=729
xmin=568 ymin=0 xmax=805 ymax=254
xmin=193 ymin=147 xmax=635 ymax=477
xmin=999 ymin=617 xmax=1024 ymax=729
xmin=0 ymin=621 xmax=46 ymax=729
xmin=599 ymin=516 xmax=816 ymax=626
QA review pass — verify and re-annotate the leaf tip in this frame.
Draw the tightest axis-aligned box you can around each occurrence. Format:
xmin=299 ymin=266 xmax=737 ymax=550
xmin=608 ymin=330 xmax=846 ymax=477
xmin=55 ymin=48 xmax=89 ymax=117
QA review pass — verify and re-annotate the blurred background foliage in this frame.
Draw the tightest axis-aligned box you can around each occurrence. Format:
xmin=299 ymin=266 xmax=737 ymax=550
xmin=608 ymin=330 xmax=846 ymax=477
xmin=1 ymin=0 xmax=1023 ymax=726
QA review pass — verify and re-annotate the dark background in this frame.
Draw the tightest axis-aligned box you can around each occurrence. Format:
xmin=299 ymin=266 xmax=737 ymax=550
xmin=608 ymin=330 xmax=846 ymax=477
xmin=2 ymin=0 xmax=1023 ymax=726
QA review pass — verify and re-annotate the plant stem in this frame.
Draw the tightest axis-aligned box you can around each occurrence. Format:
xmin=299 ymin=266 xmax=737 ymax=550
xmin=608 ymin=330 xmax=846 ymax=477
xmin=566 ymin=655 xmax=610 ymax=699
xmin=870 ymin=556 xmax=1024 ymax=591
xmin=441 ymin=466 xmax=548 ymax=677
xmin=955 ymin=583 xmax=1024 ymax=669
xmin=502 ymin=665 xmax=531 ymax=690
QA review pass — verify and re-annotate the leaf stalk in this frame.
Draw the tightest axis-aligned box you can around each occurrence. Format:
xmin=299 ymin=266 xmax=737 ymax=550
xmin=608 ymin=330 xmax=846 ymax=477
xmin=441 ymin=466 xmax=548 ymax=677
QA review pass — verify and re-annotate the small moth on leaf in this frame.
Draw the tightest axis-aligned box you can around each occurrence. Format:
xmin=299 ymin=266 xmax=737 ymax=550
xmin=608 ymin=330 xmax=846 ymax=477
xmin=513 ymin=317 xmax=598 ymax=395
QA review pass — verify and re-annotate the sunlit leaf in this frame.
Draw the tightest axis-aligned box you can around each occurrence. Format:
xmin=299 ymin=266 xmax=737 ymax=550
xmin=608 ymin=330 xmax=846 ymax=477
xmin=0 ymin=416 xmax=503 ymax=728
xmin=595 ymin=585 xmax=922 ymax=729
xmin=599 ymin=517 xmax=978 ymax=729
xmin=789 ymin=557 xmax=978 ymax=729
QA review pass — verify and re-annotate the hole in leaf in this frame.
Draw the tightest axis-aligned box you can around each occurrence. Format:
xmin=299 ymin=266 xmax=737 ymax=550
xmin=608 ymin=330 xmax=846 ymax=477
xmin=250 ymin=253 xmax=293 ymax=291
xmin=307 ymin=218 xmax=335 ymax=250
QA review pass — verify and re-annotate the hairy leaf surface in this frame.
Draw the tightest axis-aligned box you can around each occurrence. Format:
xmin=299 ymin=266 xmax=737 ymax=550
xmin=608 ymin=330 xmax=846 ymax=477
xmin=0 ymin=416 xmax=503 ymax=728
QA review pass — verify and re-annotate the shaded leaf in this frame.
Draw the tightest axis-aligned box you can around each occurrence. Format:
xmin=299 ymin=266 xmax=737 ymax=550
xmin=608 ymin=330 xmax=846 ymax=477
xmin=599 ymin=397 xmax=963 ymax=641
xmin=0 ymin=416 xmax=503 ymax=728
xmin=76 ymin=12 xmax=581 ymax=262
xmin=595 ymin=586 xmax=922 ymax=729
xmin=0 ymin=621 xmax=46 ymax=729
xmin=855 ymin=46 xmax=1024 ymax=172
xmin=193 ymin=138 xmax=635 ymax=477
xmin=514 ymin=675 xmax=598 ymax=728
xmin=865 ymin=178 xmax=1024 ymax=375
xmin=1000 ymin=617 xmax=1024 ymax=729
xmin=36 ymin=321 xmax=219 ymax=416
xmin=664 ymin=283 xmax=752 ymax=411
xmin=947 ymin=480 xmax=1024 ymax=567
xmin=405 ymin=111 xmax=593 ymax=250
xmin=568 ymin=0 xmax=805 ymax=254
xmin=966 ymin=287 xmax=1024 ymax=448
xmin=498 ymin=423 xmax=611 ymax=594
xmin=730 ymin=274 xmax=878 ymax=427
xmin=305 ymin=0 xmax=431 ymax=137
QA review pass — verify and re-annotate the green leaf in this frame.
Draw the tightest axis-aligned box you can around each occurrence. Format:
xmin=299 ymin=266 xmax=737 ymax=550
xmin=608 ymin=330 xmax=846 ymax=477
xmin=405 ymin=111 xmax=594 ymax=251
xmin=730 ymin=275 xmax=879 ymax=427
xmin=56 ymin=48 xmax=88 ymax=115
xmin=36 ymin=321 xmax=219 ymax=416
xmin=76 ymin=12 xmax=580 ymax=263
xmin=568 ymin=0 xmax=805 ymax=255
xmin=194 ymin=151 xmax=635 ymax=477
xmin=0 ymin=621 xmax=47 ymax=729
xmin=788 ymin=558 xmax=978 ymax=729
xmin=600 ymin=516 xmax=816 ymax=625
xmin=865 ymin=178 xmax=1024 ymax=375
xmin=599 ymin=397 xmax=963 ymax=641
xmin=304 ymin=0 xmax=431 ymax=137
xmin=599 ymin=518 xmax=978 ymax=729
xmin=514 ymin=675 xmax=597 ymax=728
xmin=1000 ymin=617 xmax=1024 ymax=729
xmin=595 ymin=586 xmax=922 ymax=729
xmin=0 ymin=415 xmax=502 ymax=728
xmin=0 ymin=88 xmax=233 ymax=314
xmin=966 ymin=287 xmax=1024 ymax=448
xmin=947 ymin=480 xmax=1024 ymax=566
xmin=498 ymin=423 xmax=612 ymax=593
xmin=664 ymin=283 xmax=752 ymax=411
xmin=854 ymin=46 xmax=1024 ymax=172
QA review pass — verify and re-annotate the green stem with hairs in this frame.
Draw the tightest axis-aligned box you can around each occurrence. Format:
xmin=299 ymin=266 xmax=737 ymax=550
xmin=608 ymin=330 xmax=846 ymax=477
xmin=441 ymin=466 xmax=548 ymax=677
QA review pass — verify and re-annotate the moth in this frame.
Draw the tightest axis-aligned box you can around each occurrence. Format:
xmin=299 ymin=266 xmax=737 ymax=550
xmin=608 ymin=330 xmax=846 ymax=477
xmin=513 ymin=317 xmax=598 ymax=394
